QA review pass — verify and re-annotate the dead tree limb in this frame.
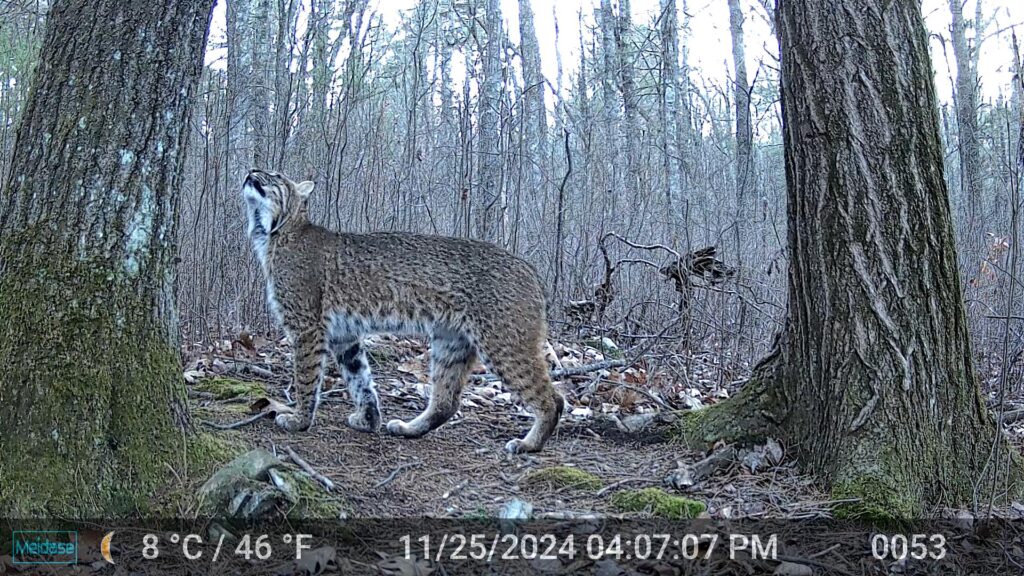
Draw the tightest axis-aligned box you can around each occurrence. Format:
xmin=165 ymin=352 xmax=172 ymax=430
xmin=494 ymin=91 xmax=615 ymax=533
xmin=474 ymin=359 xmax=628 ymax=383
xmin=375 ymin=461 xmax=423 ymax=489
xmin=285 ymin=445 xmax=335 ymax=492
xmin=664 ymin=445 xmax=738 ymax=490
xmin=200 ymin=410 xmax=273 ymax=430
xmin=553 ymin=128 xmax=571 ymax=299
xmin=551 ymin=359 xmax=627 ymax=378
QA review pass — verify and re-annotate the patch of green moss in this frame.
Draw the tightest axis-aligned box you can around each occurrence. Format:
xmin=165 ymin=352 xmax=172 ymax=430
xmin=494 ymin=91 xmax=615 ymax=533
xmin=831 ymin=472 xmax=919 ymax=526
xmin=522 ymin=466 xmax=603 ymax=491
xmin=0 ymin=243 xmax=194 ymax=517
xmin=195 ymin=377 xmax=266 ymax=400
xmin=193 ymin=404 xmax=251 ymax=420
xmin=610 ymin=488 xmax=706 ymax=519
xmin=283 ymin=469 xmax=348 ymax=520
xmin=158 ymin=433 xmax=247 ymax=515
xmin=186 ymin=433 xmax=245 ymax=478
xmin=670 ymin=378 xmax=777 ymax=449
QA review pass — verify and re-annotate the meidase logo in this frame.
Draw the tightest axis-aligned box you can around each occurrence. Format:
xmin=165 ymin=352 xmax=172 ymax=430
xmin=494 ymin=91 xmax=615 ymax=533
xmin=11 ymin=530 xmax=78 ymax=564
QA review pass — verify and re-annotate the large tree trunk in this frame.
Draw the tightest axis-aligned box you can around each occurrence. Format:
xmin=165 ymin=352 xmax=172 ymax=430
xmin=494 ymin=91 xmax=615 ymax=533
xmin=727 ymin=0 xmax=752 ymax=224
xmin=0 ymin=0 xmax=213 ymax=516
xmin=949 ymin=0 xmax=984 ymax=267
xmin=475 ymin=0 xmax=503 ymax=242
xmin=518 ymin=0 xmax=548 ymax=162
xmin=598 ymin=0 xmax=620 ymax=219
xmin=659 ymin=0 xmax=684 ymax=244
xmin=616 ymin=0 xmax=641 ymax=227
xmin=679 ymin=0 xmax=1021 ymax=517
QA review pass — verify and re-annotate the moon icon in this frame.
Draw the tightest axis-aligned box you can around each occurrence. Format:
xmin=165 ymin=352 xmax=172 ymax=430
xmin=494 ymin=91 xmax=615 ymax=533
xmin=100 ymin=531 xmax=115 ymax=564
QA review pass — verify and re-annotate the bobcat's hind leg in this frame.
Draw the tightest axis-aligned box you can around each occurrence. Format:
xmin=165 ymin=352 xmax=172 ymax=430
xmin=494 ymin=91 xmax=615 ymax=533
xmin=387 ymin=328 xmax=476 ymax=438
xmin=277 ymin=325 xmax=327 ymax=431
xmin=329 ymin=334 xmax=381 ymax=432
xmin=482 ymin=339 xmax=563 ymax=454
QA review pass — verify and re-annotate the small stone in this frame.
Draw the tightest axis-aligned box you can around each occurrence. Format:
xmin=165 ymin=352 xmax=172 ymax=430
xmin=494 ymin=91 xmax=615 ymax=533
xmin=498 ymin=498 xmax=533 ymax=533
xmin=774 ymin=561 xmax=813 ymax=576
xmin=617 ymin=412 xmax=659 ymax=433
xmin=765 ymin=438 xmax=784 ymax=465
xmin=198 ymin=449 xmax=285 ymax=517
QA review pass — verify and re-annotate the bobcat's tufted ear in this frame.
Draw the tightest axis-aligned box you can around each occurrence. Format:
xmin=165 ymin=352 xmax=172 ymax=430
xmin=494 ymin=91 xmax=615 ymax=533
xmin=295 ymin=180 xmax=315 ymax=199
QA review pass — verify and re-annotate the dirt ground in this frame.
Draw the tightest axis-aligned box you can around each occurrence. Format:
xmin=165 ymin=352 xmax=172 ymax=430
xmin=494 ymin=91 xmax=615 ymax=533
xmin=188 ymin=335 xmax=826 ymax=521
xmin=225 ymin=402 xmax=814 ymax=519
xmin=147 ymin=338 xmax=1024 ymax=574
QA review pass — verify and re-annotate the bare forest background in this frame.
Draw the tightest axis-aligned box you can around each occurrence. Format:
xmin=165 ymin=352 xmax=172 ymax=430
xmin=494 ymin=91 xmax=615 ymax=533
xmin=1 ymin=0 xmax=1022 ymax=394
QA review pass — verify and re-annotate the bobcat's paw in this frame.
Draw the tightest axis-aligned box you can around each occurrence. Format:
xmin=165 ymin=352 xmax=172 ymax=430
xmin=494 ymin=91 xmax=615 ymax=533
xmin=504 ymin=438 xmax=541 ymax=454
xmin=385 ymin=419 xmax=408 ymax=436
xmin=387 ymin=418 xmax=432 ymax=438
xmin=275 ymin=413 xmax=310 ymax=432
xmin=346 ymin=406 xmax=381 ymax=433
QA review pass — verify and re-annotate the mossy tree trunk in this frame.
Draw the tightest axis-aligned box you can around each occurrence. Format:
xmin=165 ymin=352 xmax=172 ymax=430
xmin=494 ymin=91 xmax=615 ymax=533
xmin=680 ymin=0 xmax=1021 ymax=517
xmin=0 ymin=0 xmax=214 ymax=516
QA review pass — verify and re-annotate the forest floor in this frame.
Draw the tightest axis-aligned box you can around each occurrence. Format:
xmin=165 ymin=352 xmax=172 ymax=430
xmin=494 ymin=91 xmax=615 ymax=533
xmin=174 ymin=334 xmax=1024 ymax=575
xmin=186 ymin=333 xmax=828 ymax=520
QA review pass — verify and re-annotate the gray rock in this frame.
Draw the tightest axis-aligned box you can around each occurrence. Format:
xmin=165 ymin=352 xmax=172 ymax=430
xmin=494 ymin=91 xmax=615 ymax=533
xmin=198 ymin=449 xmax=285 ymax=517
xmin=498 ymin=498 xmax=534 ymax=533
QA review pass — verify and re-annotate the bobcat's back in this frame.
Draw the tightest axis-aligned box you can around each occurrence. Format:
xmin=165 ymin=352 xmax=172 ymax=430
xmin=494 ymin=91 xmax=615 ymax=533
xmin=243 ymin=168 xmax=562 ymax=453
xmin=276 ymin=228 xmax=546 ymax=337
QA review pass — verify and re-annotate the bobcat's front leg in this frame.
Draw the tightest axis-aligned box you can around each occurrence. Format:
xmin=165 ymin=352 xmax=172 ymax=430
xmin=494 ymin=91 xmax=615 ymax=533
xmin=328 ymin=335 xmax=381 ymax=432
xmin=276 ymin=326 xmax=326 ymax=431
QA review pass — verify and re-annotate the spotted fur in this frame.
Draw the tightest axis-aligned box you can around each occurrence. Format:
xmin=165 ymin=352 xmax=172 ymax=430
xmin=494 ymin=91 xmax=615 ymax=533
xmin=241 ymin=169 xmax=563 ymax=453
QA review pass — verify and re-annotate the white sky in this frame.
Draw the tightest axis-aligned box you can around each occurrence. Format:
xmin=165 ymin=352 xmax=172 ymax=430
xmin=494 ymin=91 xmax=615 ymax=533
xmin=209 ymin=0 xmax=1024 ymax=104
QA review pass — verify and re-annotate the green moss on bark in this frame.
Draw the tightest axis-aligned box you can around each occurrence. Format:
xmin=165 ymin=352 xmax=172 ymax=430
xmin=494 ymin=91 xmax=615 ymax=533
xmin=158 ymin=433 xmax=246 ymax=514
xmin=0 ymin=246 xmax=191 ymax=516
xmin=831 ymin=471 xmax=919 ymax=524
xmin=670 ymin=376 xmax=776 ymax=448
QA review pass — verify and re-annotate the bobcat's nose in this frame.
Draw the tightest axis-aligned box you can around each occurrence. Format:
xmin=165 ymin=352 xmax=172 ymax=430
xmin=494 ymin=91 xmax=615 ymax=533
xmin=244 ymin=172 xmax=265 ymax=196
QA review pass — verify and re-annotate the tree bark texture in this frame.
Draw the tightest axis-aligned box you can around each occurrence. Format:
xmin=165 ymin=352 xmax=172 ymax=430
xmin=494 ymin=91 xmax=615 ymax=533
xmin=948 ymin=0 xmax=984 ymax=264
xmin=659 ymin=0 xmax=681 ymax=236
xmin=0 ymin=0 xmax=214 ymax=515
xmin=518 ymin=0 xmax=548 ymax=160
xmin=616 ymin=0 xmax=640 ymax=211
xmin=728 ymin=0 xmax=752 ymax=213
xmin=475 ymin=0 xmax=503 ymax=242
xmin=681 ymin=0 xmax=1021 ymax=517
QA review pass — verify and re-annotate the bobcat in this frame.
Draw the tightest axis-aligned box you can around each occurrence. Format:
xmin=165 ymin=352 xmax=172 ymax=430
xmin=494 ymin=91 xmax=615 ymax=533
xmin=242 ymin=169 xmax=564 ymax=453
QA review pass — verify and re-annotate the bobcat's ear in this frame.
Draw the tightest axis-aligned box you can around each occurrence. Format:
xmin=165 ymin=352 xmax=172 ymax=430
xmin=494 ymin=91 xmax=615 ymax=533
xmin=295 ymin=180 xmax=315 ymax=199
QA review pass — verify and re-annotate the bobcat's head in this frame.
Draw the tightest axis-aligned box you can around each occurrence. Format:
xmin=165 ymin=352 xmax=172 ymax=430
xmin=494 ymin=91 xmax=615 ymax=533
xmin=241 ymin=169 xmax=315 ymax=242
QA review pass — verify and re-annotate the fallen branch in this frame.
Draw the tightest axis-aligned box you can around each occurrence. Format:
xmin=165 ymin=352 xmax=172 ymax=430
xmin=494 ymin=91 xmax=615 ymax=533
xmin=999 ymin=408 xmax=1024 ymax=425
xmin=200 ymin=410 xmax=272 ymax=430
xmin=551 ymin=359 xmax=627 ymax=379
xmin=474 ymin=359 xmax=629 ymax=383
xmin=213 ymin=355 xmax=278 ymax=380
xmin=285 ymin=446 xmax=335 ymax=492
xmin=375 ymin=461 xmax=422 ymax=489
xmin=664 ymin=445 xmax=738 ymax=490
xmin=595 ymin=477 xmax=650 ymax=497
